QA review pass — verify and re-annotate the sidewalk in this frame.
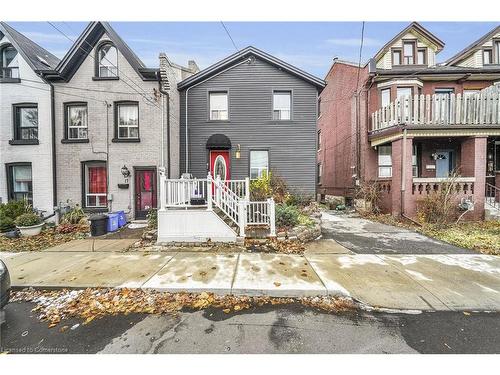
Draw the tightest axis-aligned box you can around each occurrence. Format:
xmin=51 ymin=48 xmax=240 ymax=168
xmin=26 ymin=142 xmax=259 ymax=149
xmin=2 ymin=239 xmax=500 ymax=311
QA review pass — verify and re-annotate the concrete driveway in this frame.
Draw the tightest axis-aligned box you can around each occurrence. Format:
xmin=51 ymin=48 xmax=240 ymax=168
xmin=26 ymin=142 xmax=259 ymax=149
xmin=321 ymin=212 xmax=474 ymax=254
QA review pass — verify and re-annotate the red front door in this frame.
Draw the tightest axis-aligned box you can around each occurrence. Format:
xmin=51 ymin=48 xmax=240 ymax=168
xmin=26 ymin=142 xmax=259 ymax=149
xmin=135 ymin=168 xmax=157 ymax=219
xmin=210 ymin=150 xmax=230 ymax=180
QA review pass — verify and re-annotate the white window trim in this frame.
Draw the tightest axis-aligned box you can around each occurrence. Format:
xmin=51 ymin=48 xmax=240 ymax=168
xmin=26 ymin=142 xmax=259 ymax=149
xmin=250 ymin=150 xmax=269 ymax=180
xmin=378 ymin=145 xmax=392 ymax=178
xmin=85 ymin=162 xmax=107 ymax=208
xmin=273 ymin=91 xmax=292 ymax=120
xmin=209 ymin=91 xmax=229 ymax=121
xmin=67 ymin=105 xmax=88 ymax=140
xmin=117 ymin=103 xmax=139 ymax=139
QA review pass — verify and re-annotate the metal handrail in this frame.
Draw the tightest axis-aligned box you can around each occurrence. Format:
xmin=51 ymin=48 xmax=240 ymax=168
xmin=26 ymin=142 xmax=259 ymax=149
xmin=485 ymin=183 xmax=500 ymax=211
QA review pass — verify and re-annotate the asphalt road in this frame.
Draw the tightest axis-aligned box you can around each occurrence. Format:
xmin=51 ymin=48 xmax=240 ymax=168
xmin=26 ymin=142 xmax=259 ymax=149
xmin=1 ymin=302 xmax=499 ymax=354
xmin=321 ymin=212 xmax=473 ymax=254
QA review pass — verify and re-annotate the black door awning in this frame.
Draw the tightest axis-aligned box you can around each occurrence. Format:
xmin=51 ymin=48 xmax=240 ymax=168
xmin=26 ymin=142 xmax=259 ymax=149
xmin=206 ymin=133 xmax=232 ymax=150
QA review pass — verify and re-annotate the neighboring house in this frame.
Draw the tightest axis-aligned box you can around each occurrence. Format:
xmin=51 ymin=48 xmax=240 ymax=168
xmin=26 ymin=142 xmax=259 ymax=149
xmin=43 ymin=22 xmax=197 ymax=219
xmin=318 ymin=22 xmax=500 ymax=220
xmin=0 ymin=22 xmax=59 ymax=215
xmin=157 ymin=47 xmax=325 ymax=243
xmin=178 ymin=46 xmax=325 ymax=195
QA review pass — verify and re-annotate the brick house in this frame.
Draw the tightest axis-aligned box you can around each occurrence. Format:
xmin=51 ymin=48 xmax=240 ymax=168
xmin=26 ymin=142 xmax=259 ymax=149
xmin=318 ymin=22 xmax=500 ymax=220
xmin=43 ymin=22 xmax=197 ymax=219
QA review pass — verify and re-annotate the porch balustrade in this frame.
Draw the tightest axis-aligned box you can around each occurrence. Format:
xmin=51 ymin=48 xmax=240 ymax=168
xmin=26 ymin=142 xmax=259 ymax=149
xmin=158 ymin=170 xmax=276 ymax=237
xmin=411 ymin=177 xmax=476 ymax=196
xmin=371 ymin=85 xmax=500 ymax=131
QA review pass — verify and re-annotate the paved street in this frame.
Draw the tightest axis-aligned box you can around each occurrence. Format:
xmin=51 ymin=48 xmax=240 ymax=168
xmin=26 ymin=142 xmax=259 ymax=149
xmin=2 ymin=302 xmax=499 ymax=354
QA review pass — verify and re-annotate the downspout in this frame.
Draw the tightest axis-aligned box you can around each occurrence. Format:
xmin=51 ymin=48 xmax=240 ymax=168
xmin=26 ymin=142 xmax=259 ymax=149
xmin=158 ymin=78 xmax=171 ymax=178
xmin=401 ymin=128 xmax=407 ymax=218
xmin=49 ymin=82 xmax=57 ymax=212
xmin=184 ymin=57 xmax=252 ymax=174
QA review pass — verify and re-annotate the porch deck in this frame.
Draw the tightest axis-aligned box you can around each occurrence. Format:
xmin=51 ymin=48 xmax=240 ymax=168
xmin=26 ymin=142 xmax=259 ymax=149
xmin=157 ymin=171 xmax=276 ymax=243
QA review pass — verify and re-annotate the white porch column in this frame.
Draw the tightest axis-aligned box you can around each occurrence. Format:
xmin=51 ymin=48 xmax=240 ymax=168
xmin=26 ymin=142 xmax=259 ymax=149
xmin=268 ymin=198 xmax=276 ymax=237
xmin=207 ymin=173 xmax=213 ymax=211
xmin=158 ymin=167 xmax=166 ymax=211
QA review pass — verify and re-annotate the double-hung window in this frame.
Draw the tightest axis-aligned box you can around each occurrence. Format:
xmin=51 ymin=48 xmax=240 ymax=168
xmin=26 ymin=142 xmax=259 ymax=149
xmin=495 ymin=41 xmax=500 ymax=64
xmin=250 ymin=150 xmax=269 ymax=180
xmin=66 ymin=103 xmax=88 ymax=140
xmin=84 ymin=162 xmax=107 ymax=208
xmin=381 ymin=88 xmax=391 ymax=108
xmin=7 ymin=163 xmax=33 ymax=204
xmin=403 ymin=41 xmax=415 ymax=65
xmin=417 ymin=48 xmax=426 ymax=65
xmin=483 ymin=49 xmax=493 ymax=65
xmin=116 ymin=102 xmax=139 ymax=140
xmin=273 ymin=91 xmax=291 ymax=120
xmin=317 ymin=130 xmax=322 ymax=151
xmin=13 ymin=104 xmax=38 ymax=141
xmin=209 ymin=92 xmax=228 ymax=120
xmin=378 ymin=145 xmax=392 ymax=178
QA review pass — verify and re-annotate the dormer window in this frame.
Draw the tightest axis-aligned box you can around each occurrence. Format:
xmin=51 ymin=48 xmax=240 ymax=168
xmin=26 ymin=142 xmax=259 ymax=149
xmin=495 ymin=40 xmax=500 ymax=64
xmin=392 ymin=50 xmax=402 ymax=66
xmin=97 ymin=42 xmax=118 ymax=78
xmin=484 ymin=49 xmax=493 ymax=65
xmin=0 ymin=44 xmax=19 ymax=79
xmin=417 ymin=48 xmax=427 ymax=65
xmin=403 ymin=41 xmax=415 ymax=65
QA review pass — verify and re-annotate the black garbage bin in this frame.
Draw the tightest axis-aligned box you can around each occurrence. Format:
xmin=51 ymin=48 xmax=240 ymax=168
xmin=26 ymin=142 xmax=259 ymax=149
xmin=89 ymin=214 xmax=108 ymax=237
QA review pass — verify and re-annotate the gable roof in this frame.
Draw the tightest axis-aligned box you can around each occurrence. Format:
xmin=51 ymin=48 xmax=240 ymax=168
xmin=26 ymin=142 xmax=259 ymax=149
xmin=53 ymin=21 xmax=157 ymax=82
xmin=177 ymin=46 xmax=325 ymax=90
xmin=373 ymin=22 xmax=445 ymax=62
xmin=0 ymin=22 xmax=60 ymax=72
xmin=445 ymin=25 xmax=500 ymax=66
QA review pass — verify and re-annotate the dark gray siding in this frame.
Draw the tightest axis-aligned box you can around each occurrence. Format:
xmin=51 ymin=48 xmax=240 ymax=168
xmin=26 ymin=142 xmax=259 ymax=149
xmin=180 ymin=58 xmax=318 ymax=195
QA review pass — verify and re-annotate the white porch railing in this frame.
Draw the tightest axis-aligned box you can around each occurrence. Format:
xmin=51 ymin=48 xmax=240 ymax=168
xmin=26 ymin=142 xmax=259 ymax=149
xmin=371 ymin=89 xmax=500 ymax=131
xmin=158 ymin=170 xmax=276 ymax=238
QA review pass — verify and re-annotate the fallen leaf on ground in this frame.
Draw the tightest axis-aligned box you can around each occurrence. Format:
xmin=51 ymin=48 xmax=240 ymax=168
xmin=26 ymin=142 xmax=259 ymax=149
xmin=274 ymin=282 xmax=281 ymax=287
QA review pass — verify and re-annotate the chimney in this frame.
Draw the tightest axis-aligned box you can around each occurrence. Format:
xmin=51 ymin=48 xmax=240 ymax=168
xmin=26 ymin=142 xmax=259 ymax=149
xmin=188 ymin=60 xmax=200 ymax=73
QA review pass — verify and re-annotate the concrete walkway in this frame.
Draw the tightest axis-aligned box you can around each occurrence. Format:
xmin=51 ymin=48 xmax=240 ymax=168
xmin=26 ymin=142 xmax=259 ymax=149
xmin=2 ymin=243 xmax=500 ymax=311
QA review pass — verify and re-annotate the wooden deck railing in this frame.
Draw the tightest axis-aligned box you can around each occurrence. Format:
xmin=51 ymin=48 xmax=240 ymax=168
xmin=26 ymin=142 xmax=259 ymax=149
xmin=371 ymin=86 xmax=500 ymax=131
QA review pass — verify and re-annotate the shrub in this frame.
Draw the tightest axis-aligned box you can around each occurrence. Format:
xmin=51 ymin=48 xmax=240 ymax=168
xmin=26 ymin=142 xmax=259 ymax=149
xmin=275 ymin=204 xmax=300 ymax=228
xmin=0 ymin=217 xmax=15 ymax=232
xmin=61 ymin=205 xmax=86 ymax=225
xmin=285 ymin=193 xmax=314 ymax=207
xmin=0 ymin=200 xmax=31 ymax=220
xmin=355 ymin=180 xmax=383 ymax=214
xmin=416 ymin=172 xmax=462 ymax=227
xmin=15 ymin=213 xmax=42 ymax=227
xmin=147 ymin=208 xmax=157 ymax=229
xmin=250 ymin=171 xmax=289 ymax=203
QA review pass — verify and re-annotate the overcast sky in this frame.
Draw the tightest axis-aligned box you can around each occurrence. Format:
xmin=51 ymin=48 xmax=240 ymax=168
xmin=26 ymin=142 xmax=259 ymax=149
xmin=8 ymin=21 xmax=500 ymax=77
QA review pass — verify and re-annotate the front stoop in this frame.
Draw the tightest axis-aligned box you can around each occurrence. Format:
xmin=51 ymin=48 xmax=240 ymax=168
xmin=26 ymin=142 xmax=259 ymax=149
xmin=157 ymin=209 xmax=238 ymax=243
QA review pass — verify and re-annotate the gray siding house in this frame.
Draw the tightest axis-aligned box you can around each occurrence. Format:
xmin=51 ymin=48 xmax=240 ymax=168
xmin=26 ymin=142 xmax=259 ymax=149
xmin=178 ymin=47 xmax=325 ymax=196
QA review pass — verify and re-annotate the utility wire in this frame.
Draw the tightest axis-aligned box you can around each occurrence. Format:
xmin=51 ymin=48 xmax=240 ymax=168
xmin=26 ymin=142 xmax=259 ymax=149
xmin=355 ymin=21 xmax=366 ymax=96
xmin=220 ymin=22 xmax=238 ymax=51
xmin=47 ymin=22 xmax=160 ymax=108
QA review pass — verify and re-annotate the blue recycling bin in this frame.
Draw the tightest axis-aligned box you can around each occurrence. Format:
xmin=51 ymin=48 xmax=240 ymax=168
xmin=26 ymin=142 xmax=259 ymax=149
xmin=113 ymin=210 xmax=126 ymax=228
xmin=107 ymin=213 xmax=119 ymax=232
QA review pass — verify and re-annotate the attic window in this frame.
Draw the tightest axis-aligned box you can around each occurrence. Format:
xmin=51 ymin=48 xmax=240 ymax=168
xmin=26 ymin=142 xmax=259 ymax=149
xmin=417 ymin=48 xmax=427 ymax=65
xmin=403 ymin=41 xmax=416 ymax=65
xmin=97 ymin=42 xmax=118 ymax=78
xmin=0 ymin=44 xmax=19 ymax=79
xmin=483 ymin=49 xmax=492 ymax=65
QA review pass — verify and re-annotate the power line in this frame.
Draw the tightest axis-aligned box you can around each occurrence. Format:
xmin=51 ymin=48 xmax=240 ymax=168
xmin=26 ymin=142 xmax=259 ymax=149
xmin=220 ymin=22 xmax=238 ymax=51
xmin=47 ymin=22 xmax=160 ymax=108
xmin=355 ymin=21 xmax=366 ymax=96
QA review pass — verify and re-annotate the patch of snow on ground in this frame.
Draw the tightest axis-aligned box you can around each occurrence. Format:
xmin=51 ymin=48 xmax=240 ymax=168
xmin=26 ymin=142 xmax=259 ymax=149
xmin=431 ymin=255 xmax=500 ymax=275
xmin=321 ymin=212 xmax=345 ymax=222
xmin=337 ymin=255 xmax=387 ymax=268
xmin=405 ymin=269 xmax=432 ymax=281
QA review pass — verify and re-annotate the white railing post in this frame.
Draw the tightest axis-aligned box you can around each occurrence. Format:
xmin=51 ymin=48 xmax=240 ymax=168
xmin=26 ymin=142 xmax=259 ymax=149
xmin=207 ymin=173 xmax=213 ymax=211
xmin=158 ymin=167 xmax=166 ymax=211
xmin=268 ymin=198 xmax=276 ymax=237
xmin=238 ymin=200 xmax=246 ymax=237
xmin=215 ymin=175 xmax=221 ymax=205
xmin=245 ymin=177 xmax=250 ymax=201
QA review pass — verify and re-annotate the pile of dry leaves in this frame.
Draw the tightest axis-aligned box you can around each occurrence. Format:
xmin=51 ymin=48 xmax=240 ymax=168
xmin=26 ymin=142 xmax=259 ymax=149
xmin=245 ymin=238 xmax=305 ymax=254
xmin=0 ymin=225 xmax=88 ymax=252
xmin=11 ymin=288 xmax=356 ymax=328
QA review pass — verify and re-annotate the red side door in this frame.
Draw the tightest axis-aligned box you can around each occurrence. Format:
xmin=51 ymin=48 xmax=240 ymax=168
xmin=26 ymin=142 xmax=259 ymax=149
xmin=134 ymin=168 xmax=157 ymax=219
xmin=210 ymin=150 xmax=230 ymax=180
